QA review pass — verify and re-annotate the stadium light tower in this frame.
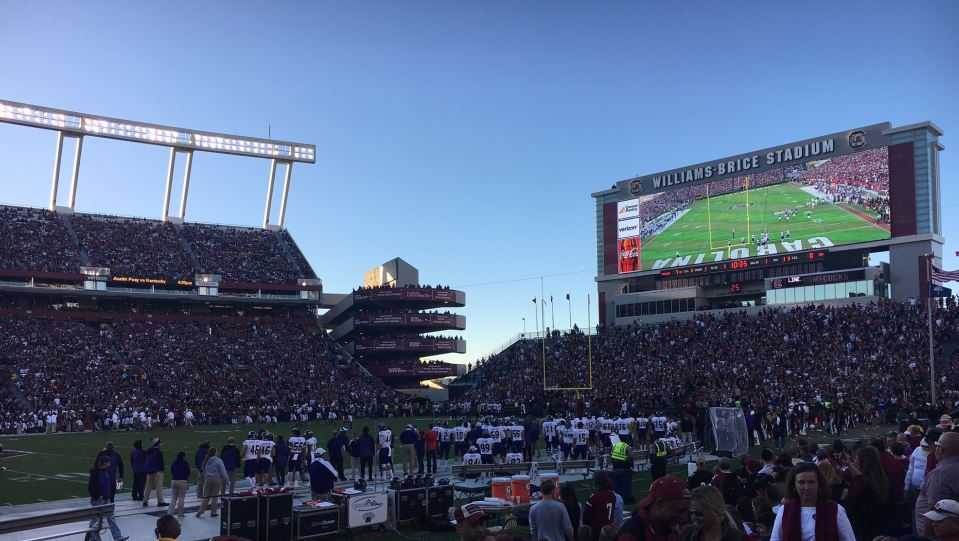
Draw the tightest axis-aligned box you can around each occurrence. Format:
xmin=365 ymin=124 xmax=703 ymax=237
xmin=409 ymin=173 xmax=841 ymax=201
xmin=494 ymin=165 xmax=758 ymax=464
xmin=0 ymin=99 xmax=316 ymax=229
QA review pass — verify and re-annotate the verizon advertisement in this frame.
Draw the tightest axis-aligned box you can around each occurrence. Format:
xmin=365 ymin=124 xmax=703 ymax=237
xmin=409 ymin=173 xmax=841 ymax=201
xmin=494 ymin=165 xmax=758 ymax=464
xmin=617 ymin=199 xmax=641 ymax=273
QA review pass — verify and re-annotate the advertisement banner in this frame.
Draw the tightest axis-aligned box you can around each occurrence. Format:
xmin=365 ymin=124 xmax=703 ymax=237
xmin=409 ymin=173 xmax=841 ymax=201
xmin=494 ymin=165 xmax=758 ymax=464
xmin=618 ymin=237 xmax=641 ymax=273
xmin=617 ymin=218 xmax=640 ymax=239
xmin=617 ymin=199 xmax=639 ymax=221
xmin=346 ymin=492 xmax=388 ymax=528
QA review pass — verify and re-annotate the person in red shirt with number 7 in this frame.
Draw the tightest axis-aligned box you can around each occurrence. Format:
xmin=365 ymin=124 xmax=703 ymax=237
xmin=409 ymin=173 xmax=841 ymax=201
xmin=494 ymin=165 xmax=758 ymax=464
xmin=585 ymin=471 xmax=617 ymax=540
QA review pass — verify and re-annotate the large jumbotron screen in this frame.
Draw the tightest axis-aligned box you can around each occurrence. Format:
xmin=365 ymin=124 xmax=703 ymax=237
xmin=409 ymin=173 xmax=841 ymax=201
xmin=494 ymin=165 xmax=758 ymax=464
xmin=617 ymin=146 xmax=891 ymax=272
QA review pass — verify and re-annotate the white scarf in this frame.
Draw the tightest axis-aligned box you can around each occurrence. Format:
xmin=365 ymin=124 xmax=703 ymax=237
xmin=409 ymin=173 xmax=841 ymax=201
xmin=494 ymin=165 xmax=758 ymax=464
xmin=314 ymin=457 xmax=338 ymax=478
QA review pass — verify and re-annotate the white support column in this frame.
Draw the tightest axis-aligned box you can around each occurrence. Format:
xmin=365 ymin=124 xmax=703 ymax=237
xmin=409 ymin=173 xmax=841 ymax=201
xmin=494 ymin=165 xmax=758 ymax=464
xmin=161 ymin=147 xmax=176 ymax=222
xmin=278 ymin=161 xmax=293 ymax=228
xmin=50 ymin=131 xmax=64 ymax=211
xmin=67 ymin=135 xmax=83 ymax=210
xmin=178 ymin=151 xmax=193 ymax=220
xmin=263 ymin=159 xmax=277 ymax=228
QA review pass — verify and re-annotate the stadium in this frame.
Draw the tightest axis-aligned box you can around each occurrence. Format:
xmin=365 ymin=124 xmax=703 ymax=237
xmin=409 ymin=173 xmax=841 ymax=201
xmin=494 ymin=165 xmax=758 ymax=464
xmin=0 ymin=97 xmax=954 ymax=541
xmin=0 ymin=60 xmax=956 ymax=541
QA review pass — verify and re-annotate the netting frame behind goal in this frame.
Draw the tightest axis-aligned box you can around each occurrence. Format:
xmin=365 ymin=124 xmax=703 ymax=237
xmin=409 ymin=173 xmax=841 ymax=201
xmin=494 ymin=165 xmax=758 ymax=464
xmin=708 ymin=407 xmax=749 ymax=456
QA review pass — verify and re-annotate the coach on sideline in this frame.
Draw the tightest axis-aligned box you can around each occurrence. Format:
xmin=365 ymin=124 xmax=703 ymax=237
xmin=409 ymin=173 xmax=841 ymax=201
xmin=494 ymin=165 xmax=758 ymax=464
xmin=143 ymin=437 xmax=167 ymax=507
xmin=309 ymin=448 xmax=338 ymax=500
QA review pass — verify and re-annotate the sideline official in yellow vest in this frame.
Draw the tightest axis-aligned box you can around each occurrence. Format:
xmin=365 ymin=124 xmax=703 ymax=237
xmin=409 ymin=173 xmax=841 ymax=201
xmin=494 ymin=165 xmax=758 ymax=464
xmin=650 ymin=438 xmax=668 ymax=481
xmin=611 ymin=437 xmax=631 ymax=470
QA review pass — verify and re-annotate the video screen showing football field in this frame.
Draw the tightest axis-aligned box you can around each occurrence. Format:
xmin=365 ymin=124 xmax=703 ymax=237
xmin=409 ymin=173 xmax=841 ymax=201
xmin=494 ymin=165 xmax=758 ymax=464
xmin=638 ymin=147 xmax=890 ymax=270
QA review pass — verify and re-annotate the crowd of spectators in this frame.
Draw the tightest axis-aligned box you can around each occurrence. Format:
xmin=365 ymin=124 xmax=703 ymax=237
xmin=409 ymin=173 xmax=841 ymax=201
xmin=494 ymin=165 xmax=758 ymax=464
xmin=790 ymin=147 xmax=891 ymax=224
xmin=0 ymin=309 xmax=411 ymax=434
xmin=461 ymin=299 xmax=959 ymax=429
xmin=0 ymin=205 xmax=79 ymax=273
xmin=180 ymin=222 xmax=308 ymax=283
xmin=72 ymin=214 xmax=194 ymax=279
xmin=0 ymin=205 xmax=315 ymax=284
xmin=352 ymin=283 xmax=455 ymax=293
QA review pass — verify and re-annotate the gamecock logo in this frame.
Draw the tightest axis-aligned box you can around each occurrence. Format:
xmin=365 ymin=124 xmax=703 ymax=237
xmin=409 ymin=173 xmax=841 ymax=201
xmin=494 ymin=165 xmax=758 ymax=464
xmin=848 ymin=130 xmax=866 ymax=148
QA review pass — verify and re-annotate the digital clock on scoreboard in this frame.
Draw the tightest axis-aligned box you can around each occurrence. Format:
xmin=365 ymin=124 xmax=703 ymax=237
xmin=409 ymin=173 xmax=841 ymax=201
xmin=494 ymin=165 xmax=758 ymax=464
xmin=658 ymin=250 xmax=828 ymax=278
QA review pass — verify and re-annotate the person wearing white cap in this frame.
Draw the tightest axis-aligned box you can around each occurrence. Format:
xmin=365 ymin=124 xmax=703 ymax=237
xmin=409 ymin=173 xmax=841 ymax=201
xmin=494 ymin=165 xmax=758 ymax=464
xmin=939 ymin=415 xmax=955 ymax=431
xmin=308 ymin=448 xmax=337 ymax=500
xmin=917 ymin=432 xmax=959 ymax=537
xmin=923 ymin=499 xmax=959 ymax=541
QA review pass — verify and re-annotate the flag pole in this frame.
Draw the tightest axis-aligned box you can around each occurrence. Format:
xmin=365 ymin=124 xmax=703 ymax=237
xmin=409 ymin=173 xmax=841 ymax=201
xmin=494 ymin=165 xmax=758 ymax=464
xmin=567 ymin=293 xmax=572 ymax=330
xmin=587 ymin=293 xmax=592 ymax=390
xmin=550 ymin=296 xmax=555 ymax=331
xmin=541 ymin=277 xmax=547 ymax=390
xmin=927 ymin=253 xmax=937 ymax=407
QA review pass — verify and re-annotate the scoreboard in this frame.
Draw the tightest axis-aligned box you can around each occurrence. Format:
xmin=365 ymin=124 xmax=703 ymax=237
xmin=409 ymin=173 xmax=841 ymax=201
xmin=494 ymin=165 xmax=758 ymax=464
xmin=657 ymin=250 xmax=829 ymax=278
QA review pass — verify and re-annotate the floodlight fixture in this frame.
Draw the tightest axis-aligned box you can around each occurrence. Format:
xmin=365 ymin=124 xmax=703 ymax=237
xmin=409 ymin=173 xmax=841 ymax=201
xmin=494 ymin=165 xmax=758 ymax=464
xmin=0 ymin=99 xmax=316 ymax=227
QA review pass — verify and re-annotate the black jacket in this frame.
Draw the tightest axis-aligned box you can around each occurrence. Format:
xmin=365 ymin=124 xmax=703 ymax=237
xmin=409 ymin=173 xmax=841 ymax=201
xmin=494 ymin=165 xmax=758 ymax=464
xmin=88 ymin=467 xmax=115 ymax=501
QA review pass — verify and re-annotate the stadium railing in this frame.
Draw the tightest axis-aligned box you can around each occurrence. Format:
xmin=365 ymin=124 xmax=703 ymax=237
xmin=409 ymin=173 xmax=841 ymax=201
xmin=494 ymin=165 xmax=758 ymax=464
xmin=0 ymin=503 xmax=115 ymax=541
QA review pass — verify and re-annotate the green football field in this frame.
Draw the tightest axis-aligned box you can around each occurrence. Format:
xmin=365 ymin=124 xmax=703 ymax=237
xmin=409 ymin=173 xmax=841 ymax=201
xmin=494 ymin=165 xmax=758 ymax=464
xmin=0 ymin=417 xmax=442 ymax=506
xmin=640 ymin=182 xmax=889 ymax=270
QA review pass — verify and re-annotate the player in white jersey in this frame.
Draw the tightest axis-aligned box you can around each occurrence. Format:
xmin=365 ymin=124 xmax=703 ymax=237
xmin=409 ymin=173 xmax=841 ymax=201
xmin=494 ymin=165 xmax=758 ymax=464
xmin=453 ymin=423 xmax=469 ymax=456
xmin=287 ymin=428 xmax=307 ymax=486
xmin=508 ymin=423 xmax=524 ymax=453
xmin=651 ymin=414 xmax=668 ymax=439
xmin=476 ymin=434 xmax=494 ymax=464
xmin=242 ymin=431 xmax=260 ymax=486
xmin=635 ymin=415 xmax=650 ymax=444
xmin=438 ymin=424 xmax=452 ymax=460
xmin=572 ymin=422 xmax=590 ymax=460
xmin=560 ymin=422 xmax=574 ymax=459
xmin=505 ymin=451 xmax=524 ymax=464
xmin=377 ymin=424 xmax=393 ymax=478
xmin=256 ymin=433 xmax=276 ymax=487
xmin=463 ymin=446 xmax=482 ymax=466
xmin=542 ymin=418 xmax=557 ymax=451
xmin=614 ymin=417 xmax=631 ymax=446
xmin=621 ymin=416 xmax=636 ymax=445
xmin=305 ymin=430 xmax=318 ymax=457
xmin=490 ymin=425 xmax=504 ymax=458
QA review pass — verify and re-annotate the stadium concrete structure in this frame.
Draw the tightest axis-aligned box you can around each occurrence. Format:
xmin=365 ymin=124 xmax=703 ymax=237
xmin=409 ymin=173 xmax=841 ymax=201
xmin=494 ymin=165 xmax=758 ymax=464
xmin=593 ymin=122 xmax=945 ymax=326
xmin=0 ymin=99 xmax=464 ymax=394
xmin=322 ymin=258 xmax=467 ymax=387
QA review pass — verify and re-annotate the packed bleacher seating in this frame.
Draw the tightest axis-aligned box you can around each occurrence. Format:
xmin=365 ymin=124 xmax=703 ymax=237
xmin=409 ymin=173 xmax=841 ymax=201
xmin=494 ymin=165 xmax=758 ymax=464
xmin=790 ymin=147 xmax=891 ymax=224
xmin=0 ymin=308 xmax=407 ymax=433
xmin=0 ymin=205 xmax=80 ymax=273
xmin=460 ymin=299 xmax=959 ymax=423
xmin=72 ymin=214 xmax=194 ymax=279
xmin=181 ymin=222 xmax=309 ymax=283
xmin=0 ymin=204 xmax=315 ymax=284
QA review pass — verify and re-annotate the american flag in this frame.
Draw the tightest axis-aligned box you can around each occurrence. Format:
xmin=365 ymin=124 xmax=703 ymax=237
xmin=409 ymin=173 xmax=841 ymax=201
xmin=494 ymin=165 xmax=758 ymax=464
xmin=932 ymin=266 xmax=959 ymax=284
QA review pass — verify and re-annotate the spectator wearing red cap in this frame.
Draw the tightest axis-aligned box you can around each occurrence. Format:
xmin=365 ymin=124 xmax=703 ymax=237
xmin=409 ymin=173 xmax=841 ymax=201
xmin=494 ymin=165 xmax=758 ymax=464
xmin=615 ymin=475 xmax=690 ymax=541
xmin=770 ymin=462 xmax=855 ymax=541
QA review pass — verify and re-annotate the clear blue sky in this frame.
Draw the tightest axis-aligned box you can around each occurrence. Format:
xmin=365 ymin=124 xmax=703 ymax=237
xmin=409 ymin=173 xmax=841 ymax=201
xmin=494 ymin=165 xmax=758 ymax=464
xmin=0 ymin=2 xmax=956 ymax=364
